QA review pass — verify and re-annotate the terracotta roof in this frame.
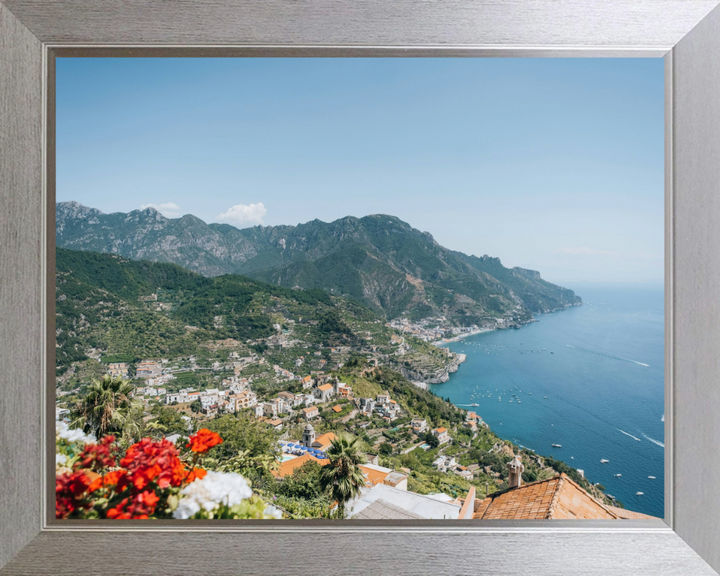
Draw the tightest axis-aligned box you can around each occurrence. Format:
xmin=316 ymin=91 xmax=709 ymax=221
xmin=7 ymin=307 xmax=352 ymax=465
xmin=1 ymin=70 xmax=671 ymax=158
xmin=313 ymin=432 xmax=338 ymax=450
xmin=435 ymin=427 xmax=447 ymax=434
xmin=332 ymin=405 xmax=343 ymax=413
xmin=302 ymin=406 xmax=318 ymax=414
xmin=606 ymin=504 xmax=659 ymax=520
xmin=272 ymin=454 xmax=329 ymax=478
xmin=359 ymin=464 xmax=391 ymax=487
xmin=473 ymin=474 xmax=658 ymax=520
xmin=318 ymin=384 xmax=333 ymax=392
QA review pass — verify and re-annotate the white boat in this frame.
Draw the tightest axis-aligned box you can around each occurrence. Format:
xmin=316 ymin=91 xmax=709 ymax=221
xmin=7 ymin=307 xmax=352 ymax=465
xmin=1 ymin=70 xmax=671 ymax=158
xmin=615 ymin=474 xmax=622 ymax=477
xmin=551 ymin=444 xmax=562 ymax=448
xmin=544 ymin=396 xmax=548 ymax=399
xmin=601 ymin=459 xmax=610 ymax=464
xmin=636 ymin=492 xmax=644 ymax=496
xmin=648 ymin=476 xmax=656 ymax=479
xmin=517 ymin=400 xmax=522 ymax=404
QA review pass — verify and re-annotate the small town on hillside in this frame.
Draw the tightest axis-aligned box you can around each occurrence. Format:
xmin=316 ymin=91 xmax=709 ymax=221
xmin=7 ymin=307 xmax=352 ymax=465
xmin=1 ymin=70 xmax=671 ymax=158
xmin=56 ymin=301 xmax=655 ymax=520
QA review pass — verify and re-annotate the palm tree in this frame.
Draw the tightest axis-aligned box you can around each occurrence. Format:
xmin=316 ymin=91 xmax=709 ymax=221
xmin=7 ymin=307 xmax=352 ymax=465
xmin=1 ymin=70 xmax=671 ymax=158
xmin=69 ymin=374 xmax=141 ymax=439
xmin=319 ymin=436 xmax=366 ymax=518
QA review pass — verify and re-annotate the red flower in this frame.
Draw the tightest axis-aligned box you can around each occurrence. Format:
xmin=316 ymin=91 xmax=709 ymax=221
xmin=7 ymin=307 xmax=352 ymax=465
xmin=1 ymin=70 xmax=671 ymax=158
xmin=138 ymin=490 xmax=160 ymax=509
xmin=88 ymin=469 xmax=128 ymax=493
xmin=121 ymin=438 xmax=187 ymax=490
xmin=58 ymin=434 xmax=218 ymax=520
xmin=185 ymin=467 xmax=207 ymax=483
xmin=56 ymin=471 xmax=92 ymax=519
xmin=105 ymin=490 xmax=160 ymax=519
xmin=74 ymin=435 xmax=118 ymax=472
xmin=186 ymin=429 xmax=223 ymax=454
xmin=106 ymin=498 xmax=131 ymax=519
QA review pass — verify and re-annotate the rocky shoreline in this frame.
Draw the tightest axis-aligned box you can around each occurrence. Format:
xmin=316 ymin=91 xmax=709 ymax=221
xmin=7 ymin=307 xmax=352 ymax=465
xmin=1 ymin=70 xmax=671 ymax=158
xmin=390 ymin=352 xmax=466 ymax=386
xmin=427 ymin=352 xmax=467 ymax=384
xmin=401 ymin=304 xmax=582 ymax=388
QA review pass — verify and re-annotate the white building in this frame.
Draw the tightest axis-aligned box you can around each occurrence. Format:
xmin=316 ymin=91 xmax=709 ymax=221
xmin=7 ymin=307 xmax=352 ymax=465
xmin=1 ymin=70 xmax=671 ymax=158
xmin=314 ymin=383 xmax=335 ymax=403
xmin=359 ymin=397 xmax=375 ymax=414
xmin=346 ymin=483 xmax=461 ymax=520
xmin=432 ymin=427 xmax=451 ymax=445
xmin=166 ymin=392 xmax=188 ymax=404
xmin=432 ymin=455 xmax=457 ymax=473
xmin=411 ymin=418 xmax=428 ymax=433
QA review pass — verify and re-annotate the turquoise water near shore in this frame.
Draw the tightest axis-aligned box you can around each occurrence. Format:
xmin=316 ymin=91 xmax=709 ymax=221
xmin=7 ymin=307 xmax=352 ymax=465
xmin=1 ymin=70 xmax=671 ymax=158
xmin=431 ymin=284 xmax=664 ymax=518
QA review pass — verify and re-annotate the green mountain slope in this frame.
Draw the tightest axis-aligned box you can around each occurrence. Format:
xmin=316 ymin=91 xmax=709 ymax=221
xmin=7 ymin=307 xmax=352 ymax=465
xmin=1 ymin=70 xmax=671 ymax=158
xmin=57 ymin=202 xmax=581 ymax=324
xmin=55 ymin=248 xmax=360 ymax=375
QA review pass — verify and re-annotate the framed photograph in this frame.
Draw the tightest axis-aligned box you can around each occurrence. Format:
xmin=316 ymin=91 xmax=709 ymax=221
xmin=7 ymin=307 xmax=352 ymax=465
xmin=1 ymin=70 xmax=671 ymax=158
xmin=2 ymin=1 xmax=720 ymax=574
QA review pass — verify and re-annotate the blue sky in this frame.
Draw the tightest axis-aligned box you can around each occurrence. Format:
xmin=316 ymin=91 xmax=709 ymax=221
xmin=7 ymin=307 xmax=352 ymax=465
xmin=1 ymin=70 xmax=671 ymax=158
xmin=57 ymin=58 xmax=664 ymax=284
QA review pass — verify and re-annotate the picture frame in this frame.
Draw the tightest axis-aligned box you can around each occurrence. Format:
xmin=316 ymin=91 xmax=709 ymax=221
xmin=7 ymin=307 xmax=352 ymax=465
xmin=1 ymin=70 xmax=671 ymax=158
xmin=2 ymin=1 xmax=720 ymax=573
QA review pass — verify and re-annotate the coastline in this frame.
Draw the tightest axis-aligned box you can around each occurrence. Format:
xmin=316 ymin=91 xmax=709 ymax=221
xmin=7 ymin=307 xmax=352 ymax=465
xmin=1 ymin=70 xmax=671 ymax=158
xmin=434 ymin=326 xmax=496 ymax=344
xmin=423 ymin=301 xmax=649 ymax=514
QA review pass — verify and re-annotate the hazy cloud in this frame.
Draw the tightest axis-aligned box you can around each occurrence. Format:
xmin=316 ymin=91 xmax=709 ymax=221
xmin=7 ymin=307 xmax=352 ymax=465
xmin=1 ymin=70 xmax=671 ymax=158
xmin=556 ymin=247 xmax=660 ymax=260
xmin=216 ymin=202 xmax=267 ymax=227
xmin=140 ymin=202 xmax=182 ymax=218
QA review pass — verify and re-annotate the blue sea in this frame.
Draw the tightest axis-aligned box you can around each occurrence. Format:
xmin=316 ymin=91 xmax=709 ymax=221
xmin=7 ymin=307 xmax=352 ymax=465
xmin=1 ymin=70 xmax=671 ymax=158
xmin=431 ymin=284 xmax=665 ymax=518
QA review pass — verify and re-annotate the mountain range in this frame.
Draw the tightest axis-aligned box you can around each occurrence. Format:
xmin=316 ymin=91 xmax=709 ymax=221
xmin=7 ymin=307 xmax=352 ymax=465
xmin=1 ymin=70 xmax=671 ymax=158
xmin=56 ymin=201 xmax=581 ymax=323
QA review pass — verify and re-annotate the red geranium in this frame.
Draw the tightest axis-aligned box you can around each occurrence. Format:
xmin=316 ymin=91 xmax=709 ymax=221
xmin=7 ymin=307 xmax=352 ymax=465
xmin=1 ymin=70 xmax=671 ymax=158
xmin=186 ymin=429 xmax=223 ymax=454
xmin=56 ymin=470 xmax=93 ymax=519
xmin=57 ymin=430 xmax=225 ymax=519
xmin=106 ymin=490 xmax=161 ymax=519
xmin=184 ymin=467 xmax=207 ymax=483
xmin=121 ymin=438 xmax=186 ymax=490
xmin=88 ymin=469 xmax=128 ymax=493
xmin=74 ymin=435 xmax=118 ymax=472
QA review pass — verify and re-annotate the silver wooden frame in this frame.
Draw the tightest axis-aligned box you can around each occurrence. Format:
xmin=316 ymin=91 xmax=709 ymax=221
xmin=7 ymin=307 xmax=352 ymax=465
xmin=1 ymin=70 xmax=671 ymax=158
xmin=2 ymin=1 xmax=720 ymax=574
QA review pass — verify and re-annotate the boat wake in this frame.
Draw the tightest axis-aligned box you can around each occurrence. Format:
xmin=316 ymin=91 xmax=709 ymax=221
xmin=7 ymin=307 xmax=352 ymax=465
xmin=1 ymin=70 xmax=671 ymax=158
xmin=618 ymin=429 xmax=642 ymax=442
xmin=565 ymin=344 xmax=649 ymax=367
xmin=642 ymin=433 xmax=665 ymax=448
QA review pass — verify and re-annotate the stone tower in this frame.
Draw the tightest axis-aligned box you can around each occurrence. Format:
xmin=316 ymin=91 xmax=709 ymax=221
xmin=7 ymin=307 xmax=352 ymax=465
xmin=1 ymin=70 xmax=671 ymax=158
xmin=507 ymin=455 xmax=524 ymax=489
xmin=302 ymin=422 xmax=316 ymax=448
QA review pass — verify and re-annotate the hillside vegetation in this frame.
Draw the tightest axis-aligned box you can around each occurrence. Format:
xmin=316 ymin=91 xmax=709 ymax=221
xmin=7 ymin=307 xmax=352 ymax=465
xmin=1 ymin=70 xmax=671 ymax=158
xmin=57 ymin=202 xmax=581 ymax=325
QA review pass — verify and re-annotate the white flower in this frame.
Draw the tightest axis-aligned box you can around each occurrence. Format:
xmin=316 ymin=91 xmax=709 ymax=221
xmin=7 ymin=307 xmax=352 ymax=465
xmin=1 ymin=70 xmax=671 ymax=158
xmin=56 ymin=420 xmax=96 ymax=444
xmin=56 ymin=453 xmax=67 ymax=467
xmin=173 ymin=497 xmax=201 ymax=520
xmin=173 ymin=472 xmax=253 ymax=519
xmin=263 ymin=504 xmax=282 ymax=519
